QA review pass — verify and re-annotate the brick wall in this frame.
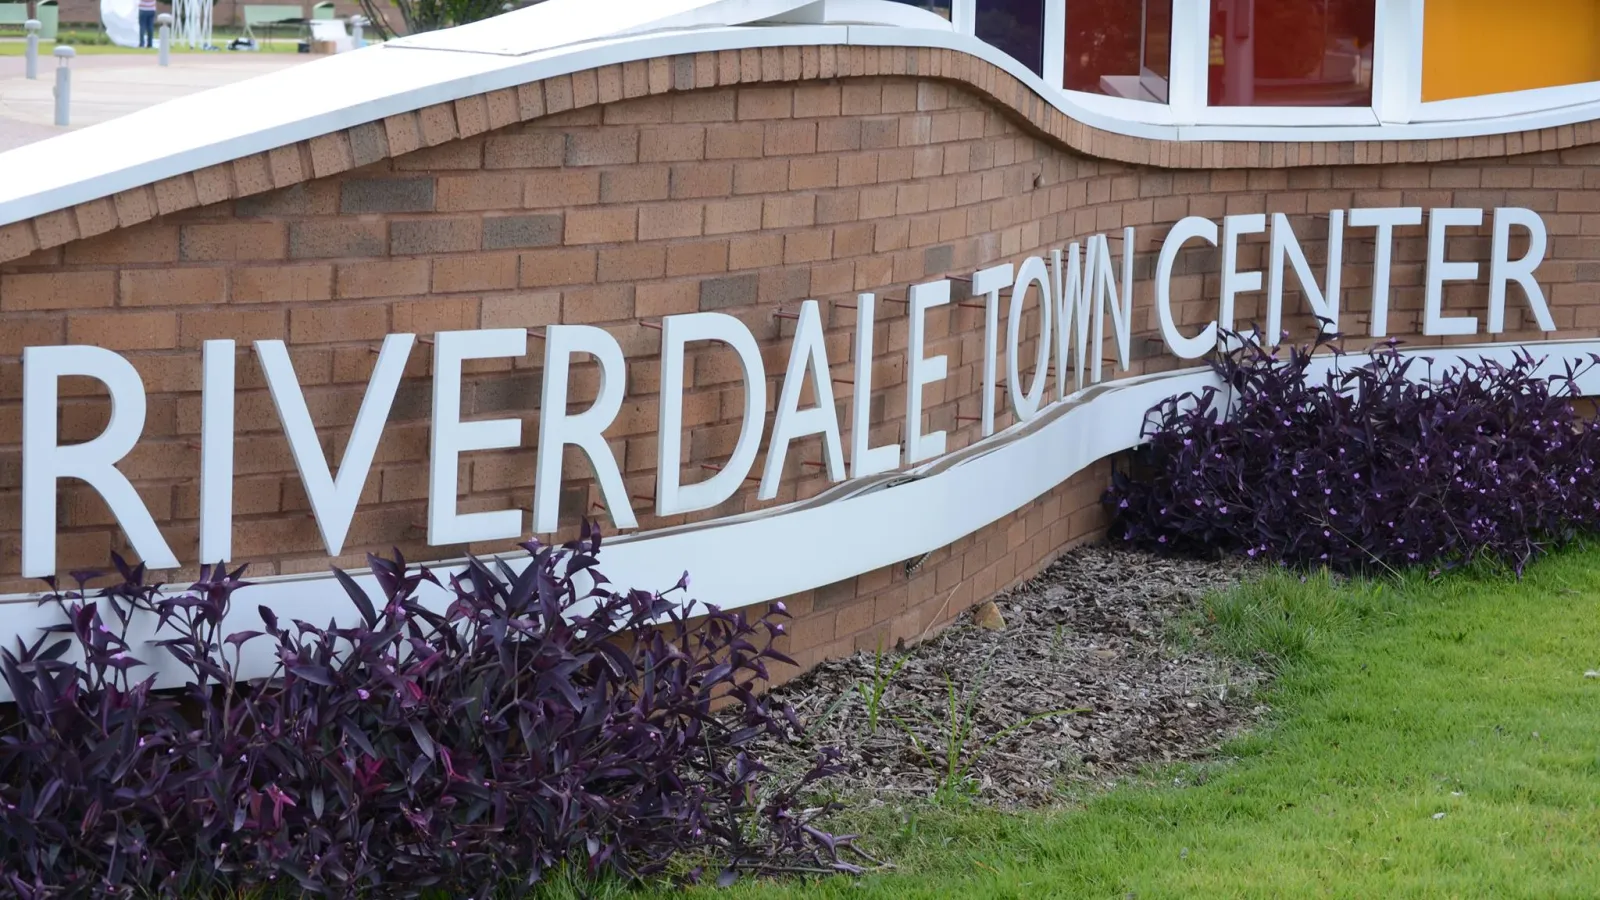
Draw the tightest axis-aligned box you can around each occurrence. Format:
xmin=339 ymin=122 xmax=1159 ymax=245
xmin=1 ymin=69 xmax=1595 ymax=675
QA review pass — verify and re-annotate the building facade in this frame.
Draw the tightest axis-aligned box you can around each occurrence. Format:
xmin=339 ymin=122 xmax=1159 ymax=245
xmin=1 ymin=0 xmax=1597 ymax=689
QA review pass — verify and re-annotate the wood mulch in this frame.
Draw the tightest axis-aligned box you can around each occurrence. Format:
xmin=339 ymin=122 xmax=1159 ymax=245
xmin=759 ymin=545 xmax=1269 ymax=807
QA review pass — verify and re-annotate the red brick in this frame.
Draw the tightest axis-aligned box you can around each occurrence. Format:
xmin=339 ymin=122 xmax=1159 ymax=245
xmin=289 ymin=304 xmax=389 ymax=343
xmin=179 ymin=308 xmax=287 ymax=348
xmin=636 ymin=281 xmax=699 ymax=317
xmin=666 ymin=240 xmax=730 ymax=277
xmin=66 ymin=311 xmax=177 ymax=350
xmin=565 ymin=130 xmax=640 ymax=166
xmin=335 ymin=260 xmax=431 ymax=299
xmin=519 ymin=248 xmax=597 ymax=287
xmin=179 ymin=223 xmax=288 ymax=261
xmin=525 ymin=170 xmax=601 ymax=208
xmin=436 ymin=173 xmax=524 ymax=212
xmin=151 ymin=175 xmax=201 ymax=216
xmin=389 ymin=217 xmax=482 ymax=255
xmin=600 ymin=167 xmax=671 ymax=203
xmin=231 ymin=265 xmax=333 ymax=304
xmin=393 ymin=297 xmax=480 ymax=334
xmin=737 ymin=87 xmax=792 ymax=120
xmin=705 ymin=123 xmax=765 ymax=159
xmin=561 ymin=284 xmax=635 ymax=324
xmin=433 ymin=253 xmax=519 ymax=293
xmin=640 ymin=125 xmax=707 ymax=162
xmin=565 ymin=208 xmax=637 ymax=244
xmin=485 ymin=133 xmax=564 ymax=169
xmin=288 ymin=221 xmax=386 ymax=259
xmin=598 ymin=245 xmax=667 ymax=282
xmin=481 ymin=291 xmax=560 ymax=328
xmin=639 ymin=204 xmax=705 ymax=240
xmin=120 ymin=267 xmax=227 ymax=306
xmin=1 ymin=271 xmax=115 ymax=311
xmin=704 ymin=197 xmax=764 ymax=234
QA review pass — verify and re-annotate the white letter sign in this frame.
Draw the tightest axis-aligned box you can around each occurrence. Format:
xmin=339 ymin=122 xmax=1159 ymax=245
xmin=972 ymin=264 xmax=1013 ymax=435
xmin=657 ymin=313 xmax=766 ymax=515
xmin=1221 ymin=213 xmax=1266 ymax=337
xmin=1489 ymin=207 xmax=1556 ymax=334
xmin=905 ymin=279 xmax=951 ymax=464
xmin=1347 ymin=207 xmax=1422 ymax=338
xmin=1155 ymin=216 xmax=1219 ymax=359
xmin=1267 ymin=211 xmax=1343 ymax=338
xmin=534 ymin=325 xmax=636 ymax=533
xmin=1425 ymin=208 xmax=1483 ymax=336
xmin=760 ymin=300 xmax=846 ymax=499
xmin=1007 ymin=256 xmax=1053 ymax=421
xmin=199 ymin=339 xmax=235 ymax=564
xmin=22 ymin=346 xmax=178 ymax=578
xmin=851 ymin=293 xmax=901 ymax=478
xmin=259 ymin=334 xmax=414 ymax=556
xmin=428 ymin=329 xmax=524 ymax=545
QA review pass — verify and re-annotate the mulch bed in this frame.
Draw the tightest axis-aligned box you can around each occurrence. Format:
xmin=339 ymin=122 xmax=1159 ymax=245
xmin=761 ymin=545 xmax=1269 ymax=807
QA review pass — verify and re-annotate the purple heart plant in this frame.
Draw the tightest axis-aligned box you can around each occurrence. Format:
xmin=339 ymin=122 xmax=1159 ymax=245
xmin=0 ymin=522 xmax=860 ymax=897
xmin=1106 ymin=328 xmax=1600 ymax=575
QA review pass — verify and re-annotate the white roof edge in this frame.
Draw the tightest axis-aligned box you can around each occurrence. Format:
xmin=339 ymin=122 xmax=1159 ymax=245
xmin=6 ymin=1 xmax=1600 ymax=230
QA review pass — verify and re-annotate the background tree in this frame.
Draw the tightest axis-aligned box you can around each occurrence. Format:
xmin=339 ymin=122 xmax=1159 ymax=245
xmin=357 ymin=0 xmax=536 ymax=38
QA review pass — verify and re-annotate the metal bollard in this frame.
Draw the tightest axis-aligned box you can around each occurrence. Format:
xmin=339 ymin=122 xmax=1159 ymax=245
xmin=157 ymin=12 xmax=173 ymax=66
xmin=350 ymin=15 xmax=366 ymax=49
xmin=53 ymin=45 xmax=74 ymax=127
xmin=23 ymin=19 xmax=40 ymax=80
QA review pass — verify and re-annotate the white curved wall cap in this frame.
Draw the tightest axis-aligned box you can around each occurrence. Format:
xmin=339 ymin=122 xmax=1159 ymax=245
xmin=2 ymin=337 xmax=1597 ymax=701
xmin=11 ymin=7 xmax=1600 ymax=230
xmin=761 ymin=0 xmax=956 ymax=29
xmin=383 ymin=0 xmax=954 ymax=57
xmin=0 ymin=16 xmax=1078 ymax=229
xmin=389 ymin=0 xmax=815 ymax=56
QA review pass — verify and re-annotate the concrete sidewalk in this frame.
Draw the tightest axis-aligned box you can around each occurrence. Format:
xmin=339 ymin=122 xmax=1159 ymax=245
xmin=0 ymin=54 xmax=314 ymax=153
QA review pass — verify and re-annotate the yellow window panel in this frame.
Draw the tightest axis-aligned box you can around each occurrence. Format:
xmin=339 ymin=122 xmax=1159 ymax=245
xmin=1423 ymin=0 xmax=1600 ymax=102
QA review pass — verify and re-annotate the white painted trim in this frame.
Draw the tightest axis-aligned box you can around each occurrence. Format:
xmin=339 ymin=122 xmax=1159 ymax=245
xmin=759 ymin=0 xmax=955 ymax=30
xmin=1059 ymin=88 xmax=1179 ymax=126
xmin=1041 ymin=0 xmax=1064 ymax=91
xmin=1414 ymin=82 xmax=1600 ymax=124
xmin=1189 ymin=0 xmax=1380 ymax=128
xmin=950 ymin=0 xmax=974 ymax=35
xmin=5 ymin=337 xmax=1598 ymax=700
xmin=1372 ymin=0 xmax=1417 ymax=124
xmin=1166 ymin=0 xmax=1207 ymax=126
xmin=1195 ymin=106 xmax=1380 ymax=128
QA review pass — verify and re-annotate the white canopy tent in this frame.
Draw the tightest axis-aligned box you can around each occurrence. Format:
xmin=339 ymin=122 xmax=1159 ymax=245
xmin=176 ymin=0 xmax=215 ymax=49
xmin=101 ymin=0 xmax=212 ymax=49
xmin=99 ymin=0 xmax=138 ymax=47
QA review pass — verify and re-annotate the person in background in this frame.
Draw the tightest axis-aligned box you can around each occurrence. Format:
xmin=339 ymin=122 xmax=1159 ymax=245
xmin=138 ymin=0 xmax=158 ymax=49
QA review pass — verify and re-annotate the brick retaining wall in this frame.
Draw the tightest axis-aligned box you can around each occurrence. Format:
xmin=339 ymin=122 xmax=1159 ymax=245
xmin=1 ymin=60 xmax=1593 ymax=677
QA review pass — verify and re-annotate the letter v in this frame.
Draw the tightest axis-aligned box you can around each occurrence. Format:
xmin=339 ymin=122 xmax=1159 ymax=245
xmin=255 ymin=334 xmax=414 ymax=555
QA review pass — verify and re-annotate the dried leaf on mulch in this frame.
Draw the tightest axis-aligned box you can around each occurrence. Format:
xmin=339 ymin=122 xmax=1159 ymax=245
xmin=757 ymin=545 xmax=1269 ymax=808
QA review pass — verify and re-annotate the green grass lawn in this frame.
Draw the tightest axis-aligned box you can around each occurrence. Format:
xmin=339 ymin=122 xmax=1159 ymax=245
xmin=626 ymin=548 xmax=1600 ymax=899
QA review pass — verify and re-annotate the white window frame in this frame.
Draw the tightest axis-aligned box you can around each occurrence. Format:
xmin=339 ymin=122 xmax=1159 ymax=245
xmin=1414 ymin=81 xmax=1600 ymax=124
xmin=1406 ymin=0 xmax=1600 ymax=124
xmin=970 ymin=0 xmax=1600 ymax=138
xmin=1047 ymin=0 xmax=1190 ymax=127
xmin=1187 ymin=0 xmax=1384 ymax=127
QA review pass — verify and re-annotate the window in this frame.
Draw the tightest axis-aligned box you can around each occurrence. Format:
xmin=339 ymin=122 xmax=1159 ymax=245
xmin=928 ymin=0 xmax=1600 ymax=135
xmin=1206 ymin=0 xmax=1374 ymax=107
xmin=1423 ymin=1 xmax=1600 ymax=102
xmin=977 ymin=0 xmax=1046 ymax=77
xmin=1063 ymin=0 xmax=1173 ymax=102
xmin=885 ymin=0 xmax=954 ymax=19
